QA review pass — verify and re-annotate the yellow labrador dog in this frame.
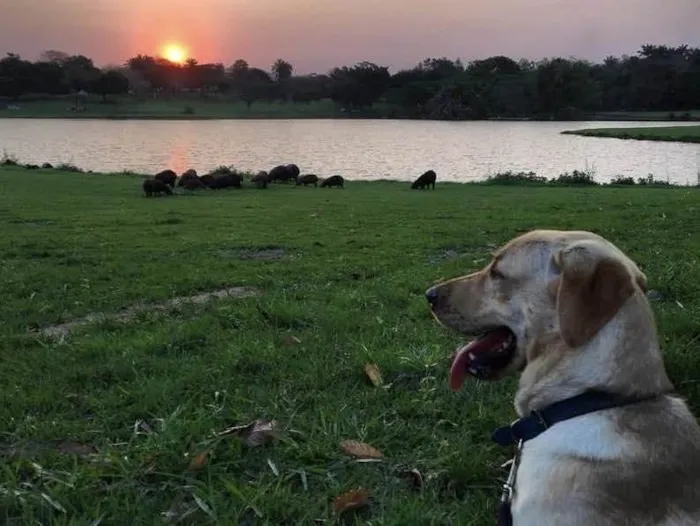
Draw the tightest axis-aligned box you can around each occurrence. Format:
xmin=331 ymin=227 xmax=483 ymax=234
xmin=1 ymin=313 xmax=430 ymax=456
xmin=426 ymin=229 xmax=700 ymax=526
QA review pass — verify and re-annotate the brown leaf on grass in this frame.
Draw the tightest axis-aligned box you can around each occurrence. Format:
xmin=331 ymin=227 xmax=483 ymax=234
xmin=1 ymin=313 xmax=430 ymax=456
xmin=282 ymin=334 xmax=302 ymax=346
xmin=401 ymin=468 xmax=424 ymax=490
xmin=340 ymin=440 xmax=383 ymax=460
xmin=188 ymin=450 xmax=210 ymax=471
xmin=218 ymin=419 xmax=279 ymax=448
xmin=54 ymin=441 xmax=99 ymax=457
xmin=363 ymin=363 xmax=383 ymax=387
xmin=332 ymin=487 xmax=370 ymax=515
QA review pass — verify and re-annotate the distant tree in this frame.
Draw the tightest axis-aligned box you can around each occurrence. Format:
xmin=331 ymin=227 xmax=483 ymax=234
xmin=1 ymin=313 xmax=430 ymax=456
xmin=237 ymin=67 xmax=274 ymax=107
xmin=39 ymin=50 xmax=70 ymax=64
xmin=329 ymin=61 xmax=390 ymax=109
xmin=272 ymin=59 xmax=293 ymax=82
xmin=0 ymin=53 xmax=34 ymax=99
xmin=229 ymin=59 xmax=249 ymax=80
xmin=62 ymin=55 xmax=100 ymax=91
xmin=91 ymin=69 xmax=130 ymax=101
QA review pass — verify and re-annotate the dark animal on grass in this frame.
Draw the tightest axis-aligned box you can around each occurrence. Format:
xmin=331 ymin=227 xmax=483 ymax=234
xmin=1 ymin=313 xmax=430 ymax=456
xmin=320 ymin=175 xmax=345 ymax=188
xmin=296 ymin=174 xmax=319 ymax=187
xmin=199 ymin=173 xmax=215 ymax=187
xmin=143 ymin=178 xmax=173 ymax=197
xmin=24 ymin=164 xmax=40 ymax=170
xmin=182 ymin=177 xmax=206 ymax=190
xmin=411 ymin=170 xmax=437 ymax=190
xmin=252 ymin=171 xmax=269 ymax=189
xmin=177 ymin=169 xmax=199 ymax=187
xmin=269 ymin=164 xmax=296 ymax=184
xmin=155 ymin=169 xmax=177 ymax=187
xmin=286 ymin=164 xmax=300 ymax=178
xmin=209 ymin=173 xmax=243 ymax=189
xmin=41 ymin=163 xmax=53 ymax=169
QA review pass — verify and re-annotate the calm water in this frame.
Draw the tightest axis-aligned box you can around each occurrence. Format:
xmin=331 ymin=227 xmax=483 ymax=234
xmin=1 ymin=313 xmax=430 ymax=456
xmin=1 ymin=119 xmax=699 ymax=184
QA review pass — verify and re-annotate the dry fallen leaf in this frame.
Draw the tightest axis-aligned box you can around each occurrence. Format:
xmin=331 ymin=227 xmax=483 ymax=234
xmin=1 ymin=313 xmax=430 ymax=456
xmin=340 ymin=439 xmax=383 ymax=460
xmin=332 ymin=487 xmax=370 ymax=515
xmin=188 ymin=450 xmax=210 ymax=471
xmin=363 ymin=363 xmax=383 ymax=387
xmin=55 ymin=441 xmax=99 ymax=457
xmin=218 ymin=419 xmax=279 ymax=448
xmin=282 ymin=334 xmax=302 ymax=346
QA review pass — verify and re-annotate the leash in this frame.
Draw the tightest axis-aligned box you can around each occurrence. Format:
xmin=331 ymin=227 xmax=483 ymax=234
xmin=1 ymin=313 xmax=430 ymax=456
xmin=491 ymin=390 xmax=663 ymax=526
xmin=498 ymin=440 xmax=522 ymax=526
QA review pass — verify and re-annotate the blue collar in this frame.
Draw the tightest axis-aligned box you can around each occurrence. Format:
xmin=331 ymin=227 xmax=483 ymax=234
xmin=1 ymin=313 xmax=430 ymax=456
xmin=492 ymin=390 xmax=662 ymax=447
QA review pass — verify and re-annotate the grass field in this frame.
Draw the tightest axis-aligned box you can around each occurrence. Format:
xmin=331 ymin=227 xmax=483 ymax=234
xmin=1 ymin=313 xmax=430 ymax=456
xmin=588 ymin=110 xmax=700 ymax=121
xmin=1 ymin=167 xmax=700 ymax=525
xmin=562 ymin=125 xmax=700 ymax=143
xmin=0 ymin=98 xmax=343 ymax=120
xmin=2 ymin=97 xmax=699 ymax=122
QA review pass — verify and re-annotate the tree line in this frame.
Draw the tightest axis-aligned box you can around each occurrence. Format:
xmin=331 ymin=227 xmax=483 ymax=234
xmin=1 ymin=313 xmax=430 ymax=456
xmin=0 ymin=45 xmax=698 ymax=119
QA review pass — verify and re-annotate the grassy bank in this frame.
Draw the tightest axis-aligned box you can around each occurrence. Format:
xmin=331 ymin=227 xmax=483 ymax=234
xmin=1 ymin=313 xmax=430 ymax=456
xmin=587 ymin=110 xmax=700 ymax=122
xmin=2 ymin=97 xmax=700 ymax=122
xmin=0 ymin=98 xmax=346 ymax=120
xmin=1 ymin=166 xmax=700 ymax=524
xmin=562 ymin=125 xmax=700 ymax=143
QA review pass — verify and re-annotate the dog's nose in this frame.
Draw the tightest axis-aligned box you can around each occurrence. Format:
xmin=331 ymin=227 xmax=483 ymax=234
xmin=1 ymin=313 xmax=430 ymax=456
xmin=425 ymin=287 xmax=439 ymax=305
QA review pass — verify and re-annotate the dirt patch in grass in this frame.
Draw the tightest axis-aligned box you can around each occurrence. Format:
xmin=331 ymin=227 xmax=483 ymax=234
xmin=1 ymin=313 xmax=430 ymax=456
xmin=35 ymin=286 xmax=259 ymax=339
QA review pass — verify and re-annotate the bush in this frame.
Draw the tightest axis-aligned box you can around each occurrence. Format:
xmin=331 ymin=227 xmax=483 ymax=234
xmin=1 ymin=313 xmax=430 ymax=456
xmin=210 ymin=165 xmax=241 ymax=176
xmin=637 ymin=174 xmax=670 ymax=186
xmin=55 ymin=163 xmax=84 ymax=173
xmin=610 ymin=175 xmax=636 ymax=185
xmin=551 ymin=169 xmax=598 ymax=185
xmin=484 ymin=171 xmax=547 ymax=185
xmin=1 ymin=150 xmax=18 ymax=166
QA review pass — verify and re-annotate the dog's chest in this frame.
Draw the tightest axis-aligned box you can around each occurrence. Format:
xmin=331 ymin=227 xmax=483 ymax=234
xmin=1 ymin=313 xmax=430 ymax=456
xmin=510 ymin=413 xmax=630 ymax=520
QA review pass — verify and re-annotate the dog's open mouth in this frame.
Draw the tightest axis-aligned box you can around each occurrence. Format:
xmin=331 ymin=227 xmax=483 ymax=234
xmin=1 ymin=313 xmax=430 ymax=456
xmin=449 ymin=327 xmax=517 ymax=390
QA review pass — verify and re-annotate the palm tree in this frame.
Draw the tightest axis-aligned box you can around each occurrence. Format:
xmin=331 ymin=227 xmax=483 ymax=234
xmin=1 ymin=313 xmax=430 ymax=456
xmin=271 ymin=59 xmax=293 ymax=83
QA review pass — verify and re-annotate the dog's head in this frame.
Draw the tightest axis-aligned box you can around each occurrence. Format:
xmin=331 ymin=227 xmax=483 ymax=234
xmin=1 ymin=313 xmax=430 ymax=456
xmin=426 ymin=230 xmax=649 ymax=391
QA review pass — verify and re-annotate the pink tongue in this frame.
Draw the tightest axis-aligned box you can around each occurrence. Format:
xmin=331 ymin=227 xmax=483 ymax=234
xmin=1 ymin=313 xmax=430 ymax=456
xmin=448 ymin=328 xmax=512 ymax=391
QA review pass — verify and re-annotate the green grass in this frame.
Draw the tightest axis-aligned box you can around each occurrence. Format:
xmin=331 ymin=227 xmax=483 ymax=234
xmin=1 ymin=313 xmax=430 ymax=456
xmin=562 ymin=125 xmax=700 ymax=143
xmin=0 ymin=97 xmax=344 ymax=120
xmin=588 ymin=110 xmax=700 ymax=121
xmin=1 ymin=166 xmax=700 ymax=525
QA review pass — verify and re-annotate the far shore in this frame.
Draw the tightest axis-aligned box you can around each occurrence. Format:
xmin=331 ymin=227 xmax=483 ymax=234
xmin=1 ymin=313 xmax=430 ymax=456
xmin=2 ymin=97 xmax=700 ymax=123
xmin=562 ymin=125 xmax=700 ymax=144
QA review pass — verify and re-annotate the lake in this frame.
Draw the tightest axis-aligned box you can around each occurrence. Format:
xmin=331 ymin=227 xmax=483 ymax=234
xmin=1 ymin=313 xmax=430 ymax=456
xmin=1 ymin=119 xmax=699 ymax=184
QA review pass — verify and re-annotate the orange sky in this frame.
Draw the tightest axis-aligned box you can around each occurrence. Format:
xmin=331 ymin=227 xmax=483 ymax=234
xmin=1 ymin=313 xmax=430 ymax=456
xmin=0 ymin=0 xmax=698 ymax=73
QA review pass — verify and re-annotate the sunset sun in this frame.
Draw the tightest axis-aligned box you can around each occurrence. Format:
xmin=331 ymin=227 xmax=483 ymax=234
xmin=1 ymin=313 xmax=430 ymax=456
xmin=162 ymin=43 xmax=187 ymax=64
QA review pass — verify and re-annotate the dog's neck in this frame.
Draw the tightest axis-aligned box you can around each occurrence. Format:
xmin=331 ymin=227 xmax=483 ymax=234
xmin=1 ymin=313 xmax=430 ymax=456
xmin=514 ymin=294 xmax=673 ymax=417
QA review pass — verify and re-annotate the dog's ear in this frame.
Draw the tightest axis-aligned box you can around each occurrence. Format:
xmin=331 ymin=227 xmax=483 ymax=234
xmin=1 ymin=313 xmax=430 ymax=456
xmin=553 ymin=242 xmax=642 ymax=348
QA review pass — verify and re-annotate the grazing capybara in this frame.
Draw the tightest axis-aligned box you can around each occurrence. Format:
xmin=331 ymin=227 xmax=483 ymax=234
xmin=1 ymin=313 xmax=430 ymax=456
xmin=269 ymin=164 xmax=296 ymax=184
xmin=320 ymin=175 xmax=345 ymax=188
xmin=177 ymin=169 xmax=199 ymax=187
xmin=252 ymin=171 xmax=269 ymax=189
xmin=296 ymin=174 xmax=319 ymax=187
xmin=182 ymin=177 xmax=206 ymax=190
xmin=286 ymin=164 xmax=300 ymax=178
xmin=143 ymin=178 xmax=173 ymax=197
xmin=411 ymin=170 xmax=437 ymax=190
xmin=41 ymin=163 xmax=53 ymax=169
xmin=155 ymin=169 xmax=177 ymax=187
xmin=199 ymin=173 xmax=215 ymax=187
xmin=209 ymin=172 xmax=243 ymax=189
